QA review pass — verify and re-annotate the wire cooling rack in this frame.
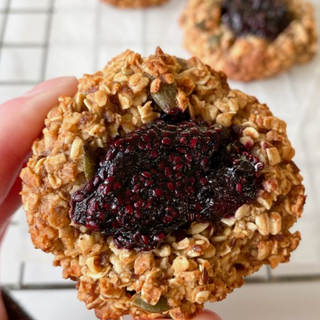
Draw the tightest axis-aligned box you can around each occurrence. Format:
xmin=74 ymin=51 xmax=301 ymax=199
xmin=0 ymin=0 xmax=319 ymax=298
xmin=0 ymin=0 xmax=54 ymax=87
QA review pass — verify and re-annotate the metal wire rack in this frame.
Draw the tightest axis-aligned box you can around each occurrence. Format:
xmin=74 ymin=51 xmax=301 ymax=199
xmin=0 ymin=0 xmax=319 ymax=297
xmin=0 ymin=0 xmax=54 ymax=87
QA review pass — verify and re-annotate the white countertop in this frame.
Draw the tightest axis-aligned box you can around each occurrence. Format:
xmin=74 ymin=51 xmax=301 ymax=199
xmin=0 ymin=0 xmax=320 ymax=319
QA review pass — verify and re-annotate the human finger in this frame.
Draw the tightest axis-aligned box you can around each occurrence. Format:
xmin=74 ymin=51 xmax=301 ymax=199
xmin=0 ymin=77 xmax=78 ymax=228
xmin=0 ymin=76 xmax=78 ymax=205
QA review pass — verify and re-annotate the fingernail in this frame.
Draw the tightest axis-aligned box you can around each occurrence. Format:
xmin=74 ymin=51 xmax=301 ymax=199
xmin=24 ymin=76 xmax=78 ymax=97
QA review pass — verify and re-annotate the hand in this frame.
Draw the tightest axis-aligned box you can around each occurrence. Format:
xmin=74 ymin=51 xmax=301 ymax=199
xmin=0 ymin=78 xmax=222 ymax=320
xmin=0 ymin=76 xmax=78 ymax=240
xmin=193 ymin=310 xmax=222 ymax=320
xmin=0 ymin=77 xmax=78 ymax=320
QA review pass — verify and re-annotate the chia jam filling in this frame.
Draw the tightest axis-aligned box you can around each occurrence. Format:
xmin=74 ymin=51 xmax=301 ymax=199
xmin=70 ymin=119 xmax=264 ymax=251
xmin=221 ymin=0 xmax=292 ymax=41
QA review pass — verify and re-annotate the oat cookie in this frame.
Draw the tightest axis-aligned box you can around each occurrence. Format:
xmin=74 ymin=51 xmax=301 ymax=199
xmin=101 ymin=0 xmax=169 ymax=8
xmin=21 ymin=48 xmax=305 ymax=320
xmin=180 ymin=0 xmax=317 ymax=81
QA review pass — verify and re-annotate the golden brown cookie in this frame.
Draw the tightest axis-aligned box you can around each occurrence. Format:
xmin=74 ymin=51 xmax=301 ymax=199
xmin=101 ymin=0 xmax=169 ymax=8
xmin=21 ymin=48 xmax=305 ymax=320
xmin=180 ymin=0 xmax=317 ymax=81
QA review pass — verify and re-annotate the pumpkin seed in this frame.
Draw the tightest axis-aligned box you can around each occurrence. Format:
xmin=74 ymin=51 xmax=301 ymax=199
xmin=208 ymin=34 xmax=221 ymax=47
xmin=132 ymin=293 xmax=171 ymax=313
xmin=176 ymin=57 xmax=190 ymax=71
xmin=83 ymin=146 xmax=97 ymax=181
xmin=150 ymin=82 xmax=178 ymax=114
xmin=196 ymin=20 xmax=207 ymax=31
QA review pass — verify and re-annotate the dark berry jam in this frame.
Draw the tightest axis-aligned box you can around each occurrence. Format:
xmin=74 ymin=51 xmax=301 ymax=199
xmin=70 ymin=120 xmax=263 ymax=251
xmin=221 ymin=0 xmax=292 ymax=41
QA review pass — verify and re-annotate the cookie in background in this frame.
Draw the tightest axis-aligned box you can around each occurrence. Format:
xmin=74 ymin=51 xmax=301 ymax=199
xmin=180 ymin=0 xmax=317 ymax=81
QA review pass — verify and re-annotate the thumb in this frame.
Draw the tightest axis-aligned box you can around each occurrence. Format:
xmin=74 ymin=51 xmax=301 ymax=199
xmin=0 ymin=76 xmax=78 ymax=208
xmin=196 ymin=310 xmax=222 ymax=320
